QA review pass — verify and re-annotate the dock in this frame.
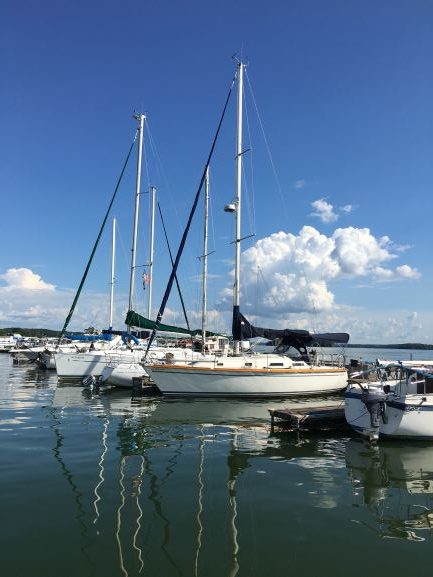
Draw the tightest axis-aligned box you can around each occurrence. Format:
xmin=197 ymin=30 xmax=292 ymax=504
xmin=269 ymin=404 xmax=349 ymax=433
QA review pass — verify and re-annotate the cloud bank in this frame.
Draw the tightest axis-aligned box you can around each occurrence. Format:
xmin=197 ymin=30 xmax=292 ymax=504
xmin=0 ymin=268 xmax=56 ymax=291
xmin=0 ymin=267 xmax=113 ymax=330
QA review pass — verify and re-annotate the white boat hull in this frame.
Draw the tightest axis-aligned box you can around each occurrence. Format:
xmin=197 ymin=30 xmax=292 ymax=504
xmin=38 ymin=352 xmax=57 ymax=369
xmin=100 ymin=362 xmax=148 ymax=388
xmin=345 ymin=389 xmax=433 ymax=439
xmin=55 ymin=350 xmax=143 ymax=379
xmin=10 ymin=347 xmax=44 ymax=362
xmin=147 ymin=364 xmax=348 ymax=397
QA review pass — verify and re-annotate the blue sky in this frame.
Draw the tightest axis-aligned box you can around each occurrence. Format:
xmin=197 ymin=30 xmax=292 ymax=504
xmin=1 ymin=0 xmax=432 ymax=343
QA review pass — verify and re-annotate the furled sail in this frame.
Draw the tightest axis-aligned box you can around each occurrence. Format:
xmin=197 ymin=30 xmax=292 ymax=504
xmin=232 ymin=306 xmax=349 ymax=350
xmin=125 ymin=310 xmax=222 ymax=338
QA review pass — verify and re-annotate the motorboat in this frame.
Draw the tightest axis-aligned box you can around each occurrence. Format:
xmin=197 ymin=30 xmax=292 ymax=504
xmin=0 ymin=333 xmax=24 ymax=353
xmin=345 ymin=362 xmax=433 ymax=440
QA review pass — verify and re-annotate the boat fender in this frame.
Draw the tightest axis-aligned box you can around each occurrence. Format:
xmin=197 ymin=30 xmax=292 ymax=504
xmin=361 ymin=389 xmax=388 ymax=428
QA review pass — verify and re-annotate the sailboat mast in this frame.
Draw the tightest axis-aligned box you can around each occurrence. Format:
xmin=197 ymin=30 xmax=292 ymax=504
xmin=234 ymin=61 xmax=244 ymax=355
xmin=147 ymin=185 xmax=156 ymax=319
xmin=109 ymin=217 xmax=116 ymax=330
xmin=128 ymin=113 xmax=146 ymax=317
xmin=201 ymin=167 xmax=210 ymax=351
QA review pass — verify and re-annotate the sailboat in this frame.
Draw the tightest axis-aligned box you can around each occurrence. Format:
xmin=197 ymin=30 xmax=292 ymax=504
xmin=100 ymin=123 xmax=229 ymax=388
xmin=146 ymin=60 xmax=349 ymax=397
xmin=54 ymin=212 xmax=146 ymax=380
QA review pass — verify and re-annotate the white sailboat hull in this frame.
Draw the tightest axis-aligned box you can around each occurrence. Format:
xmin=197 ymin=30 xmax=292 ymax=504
xmin=10 ymin=347 xmax=45 ymax=362
xmin=38 ymin=351 xmax=57 ymax=369
xmin=147 ymin=364 xmax=348 ymax=397
xmin=55 ymin=350 xmax=143 ymax=379
xmin=100 ymin=362 xmax=148 ymax=388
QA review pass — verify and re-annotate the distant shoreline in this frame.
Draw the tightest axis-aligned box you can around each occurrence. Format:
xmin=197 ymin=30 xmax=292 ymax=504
xmin=345 ymin=343 xmax=433 ymax=350
xmin=1 ymin=327 xmax=432 ymax=350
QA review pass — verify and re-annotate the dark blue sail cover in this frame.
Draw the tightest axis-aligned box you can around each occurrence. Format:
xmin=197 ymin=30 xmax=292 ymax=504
xmin=232 ymin=306 xmax=349 ymax=347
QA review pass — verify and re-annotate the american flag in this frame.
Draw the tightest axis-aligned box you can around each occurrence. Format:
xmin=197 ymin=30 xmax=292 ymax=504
xmin=142 ymin=272 xmax=150 ymax=289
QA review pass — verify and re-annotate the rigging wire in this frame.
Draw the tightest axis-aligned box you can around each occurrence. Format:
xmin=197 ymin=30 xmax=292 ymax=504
xmin=157 ymin=201 xmax=190 ymax=330
xmin=244 ymin=69 xmax=289 ymax=222
xmin=144 ymin=71 xmax=237 ymax=356
xmin=242 ymin=88 xmax=256 ymax=238
xmin=57 ymin=131 xmax=138 ymax=344
xmin=244 ymin=69 xmax=334 ymax=341
xmin=146 ymin=119 xmax=200 ymax=318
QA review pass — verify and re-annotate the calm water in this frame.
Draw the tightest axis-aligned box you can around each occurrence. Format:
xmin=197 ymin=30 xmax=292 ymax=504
xmin=1 ymin=349 xmax=433 ymax=577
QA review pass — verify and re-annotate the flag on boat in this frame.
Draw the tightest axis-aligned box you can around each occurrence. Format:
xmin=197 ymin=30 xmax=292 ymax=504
xmin=142 ymin=272 xmax=150 ymax=290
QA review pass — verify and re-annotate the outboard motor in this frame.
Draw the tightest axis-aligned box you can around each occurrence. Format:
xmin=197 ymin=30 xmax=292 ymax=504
xmin=360 ymin=388 xmax=388 ymax=441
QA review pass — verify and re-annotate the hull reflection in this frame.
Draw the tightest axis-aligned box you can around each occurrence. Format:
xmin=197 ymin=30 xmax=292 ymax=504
xmin=346 ymin=439 xmax=433 ymax=540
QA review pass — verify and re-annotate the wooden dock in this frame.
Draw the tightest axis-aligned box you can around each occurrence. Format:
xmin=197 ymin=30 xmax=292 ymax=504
xmin=269 ymin=404 xmax=349 ymax=433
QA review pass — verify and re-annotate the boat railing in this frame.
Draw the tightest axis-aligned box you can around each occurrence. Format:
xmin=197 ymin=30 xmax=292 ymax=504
xmin=310 ymin=350 xmax=346 ymax=368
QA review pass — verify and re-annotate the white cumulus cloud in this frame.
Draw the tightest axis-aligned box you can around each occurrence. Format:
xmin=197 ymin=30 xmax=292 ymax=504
xmin=310 ymin=198 xmax=338 ymax=223
xmin=218 ymin=225 xmax=421 ymax=320
xmin=340 ymin=204 xmax=356 ymax=214
xmin=0 ymin=267 xmax=118 ymax=330
xmin=0 ymin=268 xmax=56 ymax=291
xmin=310 ymin=199 xmax=358 ymax=223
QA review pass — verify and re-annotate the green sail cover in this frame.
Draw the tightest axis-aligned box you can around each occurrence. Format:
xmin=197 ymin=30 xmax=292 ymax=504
xmin=125 ymin=310 xmax=224 ymax=338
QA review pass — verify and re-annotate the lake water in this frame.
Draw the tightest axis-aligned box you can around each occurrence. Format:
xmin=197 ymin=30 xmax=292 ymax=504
xmin=1 ymin=349 xmax=433 ymax=577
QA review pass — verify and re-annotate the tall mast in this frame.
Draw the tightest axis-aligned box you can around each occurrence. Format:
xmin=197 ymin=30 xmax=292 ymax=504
xmin=128 ymin=112 xmax=145 ymax=318
xmin=201 ymin=166 xmax=210 ymax=351
xmin=109 ymin=217 xmax=116 ymax=330
xmin=147 ymin=185 xmax=156 ymax=319
xmin=233 ymin=60 xmax=244 ymax=355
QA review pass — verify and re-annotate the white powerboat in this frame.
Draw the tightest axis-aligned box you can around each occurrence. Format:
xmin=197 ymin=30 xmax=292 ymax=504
xmin=345 ymin=362 xmax=433 ymax=440
xmin=0 ymin=333 xmax=24 ymax=353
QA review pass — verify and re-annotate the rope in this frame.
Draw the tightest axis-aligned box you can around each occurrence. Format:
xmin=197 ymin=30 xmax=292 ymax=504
xmin=57 ymin=131 xmax=138 ymax=345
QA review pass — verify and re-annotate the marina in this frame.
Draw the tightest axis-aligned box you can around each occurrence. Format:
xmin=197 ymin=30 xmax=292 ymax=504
xmin=2 ymin=347 xmax=433 ymax=576
xmin=2 ymin=2 xmax=431 ymax=576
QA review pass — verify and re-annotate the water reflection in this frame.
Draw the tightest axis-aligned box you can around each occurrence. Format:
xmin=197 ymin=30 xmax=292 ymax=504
xmin=7 ymin=354 xmax=433 ymax=577
xmin=346 ymin=438 xmax=433 ymax=541
xmin=49 ymin=387 xmax=277 ymax=576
